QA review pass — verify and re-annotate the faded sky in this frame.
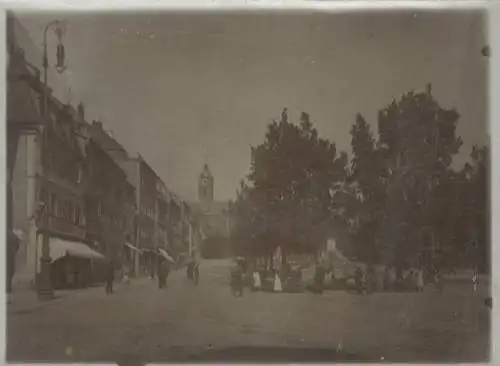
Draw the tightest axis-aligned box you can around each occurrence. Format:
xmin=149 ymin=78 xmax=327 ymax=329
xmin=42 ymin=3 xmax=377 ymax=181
xmin=14 ymin=10 xmax=488 ymax=202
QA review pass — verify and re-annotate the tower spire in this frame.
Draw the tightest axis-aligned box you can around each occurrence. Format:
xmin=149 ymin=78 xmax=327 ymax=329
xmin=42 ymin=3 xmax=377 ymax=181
xmin=199 ymin=163 xmax=214 ymax=204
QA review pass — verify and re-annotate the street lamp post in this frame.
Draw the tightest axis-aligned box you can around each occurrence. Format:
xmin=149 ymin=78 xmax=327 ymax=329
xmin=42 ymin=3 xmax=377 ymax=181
xmin=37 ymin=20 xmax=66 ymax=300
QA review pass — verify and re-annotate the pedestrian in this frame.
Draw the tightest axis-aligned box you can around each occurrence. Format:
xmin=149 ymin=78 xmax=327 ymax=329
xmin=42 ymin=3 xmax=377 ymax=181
xmin=158 ymin=261 xmax=167 ymax=289
xmin=435 ymin=269 xmax=443 ymax=294
xmin=150 ymin=264 xmax=156 ymax=280
xmin=253 ymin=270 xmax=262 ymax=291
xmin=472 ymin=268 xmax=479 ymax=295
xmin=366 ymin=265 xmax=376 ymax=293
xmin=383 ymin=267 xmax=391 ymax=292
xmin=7 ymin=231 xmax=20 ymax=300
xmin=186 ymin=259 xmax=194 ymax=281
xmin=105 ymin=261 xmax=114 ymax=294
xmin=193 ymin=261 xmax=199 ymax=285
xmin=164 ymin=261 xmax=171 ymax=288
xmin=122 ymin=264 xmax=131 ymax=287
xmin=230 ymin=265 xmax=243 ymax=296
xmin=313 ymin=263 xmax=325 ymax=294
xmin=416 ymin=268 xmax=424 ymax=292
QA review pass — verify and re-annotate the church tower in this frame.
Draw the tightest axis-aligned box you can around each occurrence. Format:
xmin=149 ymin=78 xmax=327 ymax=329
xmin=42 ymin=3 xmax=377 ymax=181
xmin=198 ymin=164 xmax=214 ymax=204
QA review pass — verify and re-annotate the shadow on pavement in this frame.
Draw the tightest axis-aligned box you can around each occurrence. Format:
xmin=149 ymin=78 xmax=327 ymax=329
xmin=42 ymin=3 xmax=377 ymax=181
xmin=175 ymin=346 xmax=361 ymax=363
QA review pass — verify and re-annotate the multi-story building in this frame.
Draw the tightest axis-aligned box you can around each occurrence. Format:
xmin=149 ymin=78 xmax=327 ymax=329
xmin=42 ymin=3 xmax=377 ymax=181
xmin=85 ymin=114 xmax=136 ymax=271
xmin=156 ymin=179 xmax=170 ymax=252
xmin=7 ymin=48 xmax=107 ymax=288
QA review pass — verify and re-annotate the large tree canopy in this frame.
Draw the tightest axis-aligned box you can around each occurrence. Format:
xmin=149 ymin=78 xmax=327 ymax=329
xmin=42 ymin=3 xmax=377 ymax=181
xmin=232 ymin=86 xmax=489 ymax=273
xmin=233 ymin=109 xmax=348 ymax=258
xmin=346 ymin=85 xmax=488 ymax=271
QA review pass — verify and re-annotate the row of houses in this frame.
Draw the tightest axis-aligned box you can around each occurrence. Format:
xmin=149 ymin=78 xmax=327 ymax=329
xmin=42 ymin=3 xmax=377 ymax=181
xmin=7 ymin=16 xmax=204 ymax=290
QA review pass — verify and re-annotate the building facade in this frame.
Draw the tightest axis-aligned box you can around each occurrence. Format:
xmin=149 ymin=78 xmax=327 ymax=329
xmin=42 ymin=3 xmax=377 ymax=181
xmin=190 ymin=164 xmax=232 ymax=258
xmin=86 ymin=116 xmax=136 ymax=270
xmin=7 ymin=50 xmax=106 ymax=288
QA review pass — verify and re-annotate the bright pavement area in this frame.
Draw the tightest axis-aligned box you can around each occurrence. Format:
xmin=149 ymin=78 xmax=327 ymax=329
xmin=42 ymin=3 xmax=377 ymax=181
xmin=7 ymin=259 xmax=490 ymax=363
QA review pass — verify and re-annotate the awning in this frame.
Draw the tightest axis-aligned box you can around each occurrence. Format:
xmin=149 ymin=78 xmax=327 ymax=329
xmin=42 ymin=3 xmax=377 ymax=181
xmin=13 ymin=229 xmax=24 ymax=240
xmin=44 ymin=237 xmax=106 ymax=262
xmin=124 ymin=242 xmax=143 ymax=254
xmin=158 ymin=248 xmax=175 ymax=263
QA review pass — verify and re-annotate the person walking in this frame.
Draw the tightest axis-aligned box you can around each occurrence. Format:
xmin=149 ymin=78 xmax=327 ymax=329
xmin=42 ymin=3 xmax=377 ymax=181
xmin=158 ymin=261 xmax=168 ymax=289
xmin=193 ymin=261 xmax=199 ymax=286
xmin=313 ymin=263 xmax=325 ymax=294
xmin=105 ymin=261 xmax=114 ymax=294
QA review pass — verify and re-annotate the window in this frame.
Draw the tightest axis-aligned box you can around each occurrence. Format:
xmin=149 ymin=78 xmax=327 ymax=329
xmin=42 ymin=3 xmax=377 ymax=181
xmin=50 ymin=194 xmax=58 ymax=215
xmin=67 ymin=201 xmax=74 ymax=222
xmin=75 ymin=205 xmax=81 ymax=225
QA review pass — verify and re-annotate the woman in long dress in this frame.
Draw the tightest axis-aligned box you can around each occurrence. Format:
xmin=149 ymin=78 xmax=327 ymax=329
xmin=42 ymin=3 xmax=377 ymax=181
xmin=253 ymin=270 xmax=262 ymax=291
xmin=416 ymin=268 xmax=424 ymax=292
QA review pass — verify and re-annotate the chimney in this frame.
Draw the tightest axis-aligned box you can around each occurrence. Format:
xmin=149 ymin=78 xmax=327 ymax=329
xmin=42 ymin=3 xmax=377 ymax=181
xmin=77 ymin=102 xmax=85 ymax=120
xmin=92 ymin=120 xmax=103 ymax=129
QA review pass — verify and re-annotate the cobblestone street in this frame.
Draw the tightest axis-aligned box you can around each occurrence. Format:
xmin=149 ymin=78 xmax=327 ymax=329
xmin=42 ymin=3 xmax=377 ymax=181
xmin=7 ymin=259 xmax=490 ymax=363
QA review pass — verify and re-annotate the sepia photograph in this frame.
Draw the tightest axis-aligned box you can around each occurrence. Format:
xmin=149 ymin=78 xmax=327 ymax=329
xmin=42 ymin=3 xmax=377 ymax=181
xmin=6 ymin=7 xmax=490 ymax=363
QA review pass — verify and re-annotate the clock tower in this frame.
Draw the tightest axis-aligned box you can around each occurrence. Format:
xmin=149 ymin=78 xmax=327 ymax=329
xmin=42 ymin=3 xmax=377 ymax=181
xmin=198 ymin=164 xmax=214 ymax=204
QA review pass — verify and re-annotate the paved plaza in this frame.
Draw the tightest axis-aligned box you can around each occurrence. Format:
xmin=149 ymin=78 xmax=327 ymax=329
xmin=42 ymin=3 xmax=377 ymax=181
xmin=7 ymin=259 xmax=490 ymax=363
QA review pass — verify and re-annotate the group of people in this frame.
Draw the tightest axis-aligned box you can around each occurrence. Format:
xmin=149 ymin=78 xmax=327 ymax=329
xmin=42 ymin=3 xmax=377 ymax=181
xmin=352 ymin=266 xmax=427 ymax=294
xmin=103 ymin=258 xmax=173 ymax=294
xmin=230 ymin=258 xmax=304 ymax=295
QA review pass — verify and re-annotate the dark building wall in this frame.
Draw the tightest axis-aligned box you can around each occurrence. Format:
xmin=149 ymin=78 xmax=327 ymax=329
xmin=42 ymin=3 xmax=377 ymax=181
xmin=137 ymin=158 xmax=157 ymax=249
xmin=85 ymin=130 xmax=136 ymax=262
xmin=42 ymin=102 xmax=87 ymax=242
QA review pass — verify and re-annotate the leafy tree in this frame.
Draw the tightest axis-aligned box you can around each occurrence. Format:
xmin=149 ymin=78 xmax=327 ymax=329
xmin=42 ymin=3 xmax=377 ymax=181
xmin=379 ymin=86 xmax=462 ymax=268
xmin=461 ymin=145 xmax=489 ymax=272
xmin=233 ymin=109 xmax=348 ymax=260
xmin=347 ymin=85 xmax=463 ymax=269
xmin=348 ymin=114 xmax=386 ymax=263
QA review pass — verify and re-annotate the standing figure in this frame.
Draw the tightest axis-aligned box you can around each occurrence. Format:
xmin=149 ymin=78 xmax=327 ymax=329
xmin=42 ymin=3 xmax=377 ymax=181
xmin=150 ymin=264 xmax=156 ymax=280
xmin=253 ymin=270 xmax=262 ymax=291
xmin=193 ymin=261 xmax=199 ymax=286
xmin=435 ymin=269 xmax=443 ymax=294
xmin=186 ymin=259 xmax=194 ymax=280
xmin=416 ymin=268 xmax=424 ymax=292
xmin=158 ymin=261 xmax=170 ymax=289
xmin=157 ymin=261 xmax=164 ymax=289
xmin=472 ymin=268 xmax=479 ymax=295
xmin=383 ymin=267 xmax=391 ymax=292
xmin=7 ymin=231 xmax=20 ymax=297
xmin=230 ymin=265 xmax=243 ymax=296
xmin=105 ymin=261 xmax=114 ymax=294
xmin=313 ymin=263 xmax=325 ymax=294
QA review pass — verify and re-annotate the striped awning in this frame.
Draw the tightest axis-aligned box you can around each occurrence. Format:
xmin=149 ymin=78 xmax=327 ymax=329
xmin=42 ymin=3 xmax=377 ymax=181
xmin=42 ymin=237 xmax=106 ymax=262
